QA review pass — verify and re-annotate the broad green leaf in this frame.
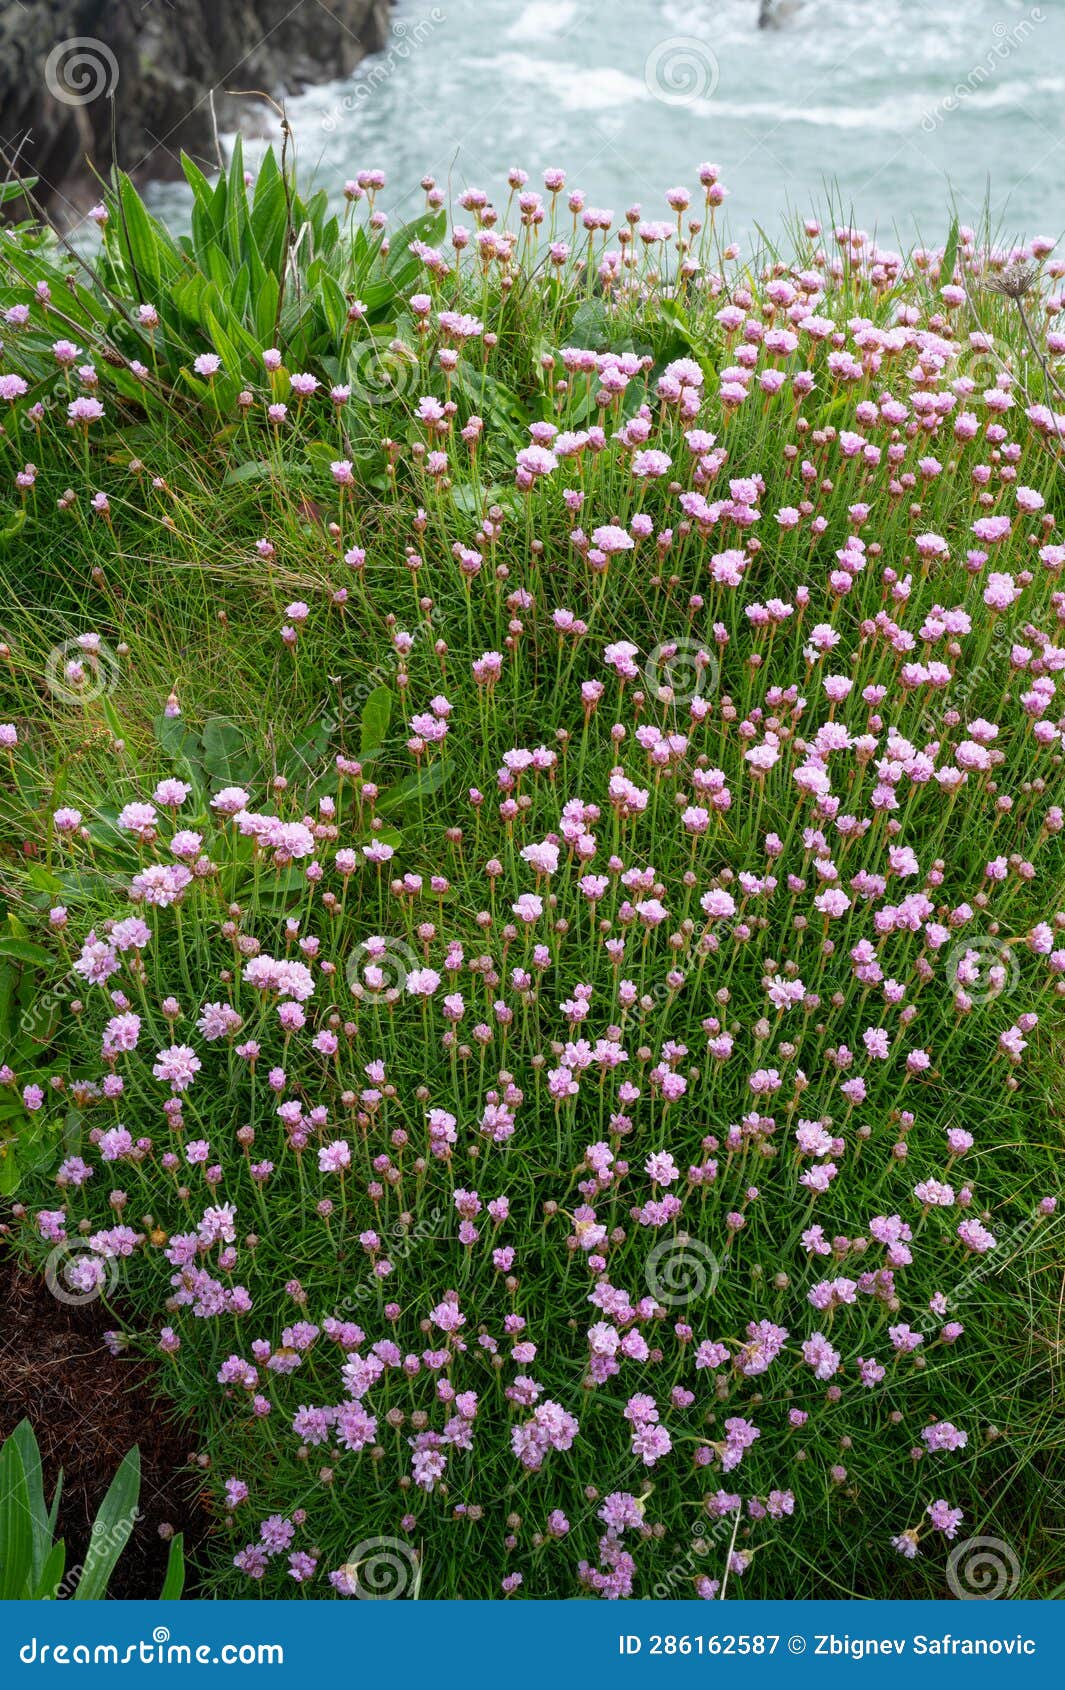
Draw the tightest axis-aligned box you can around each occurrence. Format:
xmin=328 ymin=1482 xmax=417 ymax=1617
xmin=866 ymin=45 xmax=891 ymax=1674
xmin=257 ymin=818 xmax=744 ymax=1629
xmin=0 ymin=1145 xmax=22 ymax=1196
xmin=0 ymin=938 xmax=54 ymax=968
xmin=153 ymin=713 xmax=197 ymax=761
xmin=0 ymin=179 xmax=38 ymax=204
xmin=201 ymin=718 xmax=245 ymax=785
xmin=114 ymin=173 xmax=166 ymax=290
xmin=223 ymin=458 xmax=274 ymax=486
xmin=32 ymin=1540 xmax=66 ymax=1601
xmin=378 ymin=757 xmax=454 ymax=815
xmin=0 ymin=1437 xmax=33 ymax=1599
xmin=180 ymin=153 xmax=216 ymax=218
xmin=250 ymin=149 xmax=288 ymax=279
xmin=360 ymin=686 xmax=393 ymax=754
xmin=73 ymin=1447 xmax=140 ymax=1600
xmin=8 ymin=1422 xmax=50 ymax=1586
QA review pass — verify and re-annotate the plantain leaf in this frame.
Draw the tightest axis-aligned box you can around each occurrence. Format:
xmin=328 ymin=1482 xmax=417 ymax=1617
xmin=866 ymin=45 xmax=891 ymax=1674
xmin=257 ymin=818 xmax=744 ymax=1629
xmin=0 ymin=1436 xmax=33 ymax=1598
xmin=360 ymin=686 xmax=393 ymax=754
xmin=73 ymin=1447 xmax=140 ymax=1600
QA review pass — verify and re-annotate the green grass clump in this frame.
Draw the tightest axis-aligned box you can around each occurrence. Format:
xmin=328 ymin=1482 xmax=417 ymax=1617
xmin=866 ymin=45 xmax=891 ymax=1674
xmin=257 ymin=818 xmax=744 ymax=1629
xmin=0 ymin=150 xmax=1063 ymax=1599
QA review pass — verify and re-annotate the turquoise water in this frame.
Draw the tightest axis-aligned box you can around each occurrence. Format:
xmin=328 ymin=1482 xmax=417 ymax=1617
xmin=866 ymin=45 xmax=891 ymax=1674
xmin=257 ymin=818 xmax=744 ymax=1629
xmin=152 ymin=0 xmax=1065 ymax=245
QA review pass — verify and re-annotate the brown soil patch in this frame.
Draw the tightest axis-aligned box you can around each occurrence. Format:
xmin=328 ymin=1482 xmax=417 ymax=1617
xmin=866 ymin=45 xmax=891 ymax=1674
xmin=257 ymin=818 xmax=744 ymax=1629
xmin=0 ymin=1252 xmax=204 ymax=1597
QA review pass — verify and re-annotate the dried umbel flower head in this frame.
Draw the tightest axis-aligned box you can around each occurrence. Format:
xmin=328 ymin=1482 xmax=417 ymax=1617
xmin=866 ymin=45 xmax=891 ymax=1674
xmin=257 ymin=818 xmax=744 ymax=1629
xmin=986 ymin=262 xmax=1038 ymax=300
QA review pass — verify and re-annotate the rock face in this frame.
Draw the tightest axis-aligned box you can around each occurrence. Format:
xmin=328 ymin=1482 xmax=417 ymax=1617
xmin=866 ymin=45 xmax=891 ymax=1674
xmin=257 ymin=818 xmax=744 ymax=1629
xmin=0 ymin=0 xmax=391 ymax=215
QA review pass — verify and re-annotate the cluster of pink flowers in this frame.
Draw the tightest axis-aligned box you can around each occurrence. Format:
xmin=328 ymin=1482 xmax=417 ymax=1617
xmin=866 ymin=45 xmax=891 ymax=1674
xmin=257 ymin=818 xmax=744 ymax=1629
xmin=3 ymin=161 xmax=1063 ymax=1598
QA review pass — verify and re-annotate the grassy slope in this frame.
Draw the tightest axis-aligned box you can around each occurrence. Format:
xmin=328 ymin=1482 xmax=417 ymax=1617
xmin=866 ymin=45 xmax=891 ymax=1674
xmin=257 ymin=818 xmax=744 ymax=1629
xmin=0 ymin=160 xmax=1063 ymax=1598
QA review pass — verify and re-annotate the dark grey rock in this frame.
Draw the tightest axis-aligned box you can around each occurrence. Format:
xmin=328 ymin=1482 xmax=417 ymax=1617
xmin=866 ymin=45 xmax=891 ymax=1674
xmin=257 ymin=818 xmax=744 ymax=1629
xmin=0 ymin=0 xmax=391 ymax=216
